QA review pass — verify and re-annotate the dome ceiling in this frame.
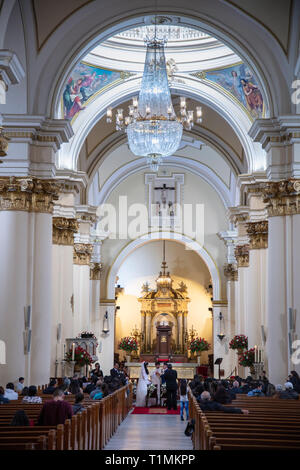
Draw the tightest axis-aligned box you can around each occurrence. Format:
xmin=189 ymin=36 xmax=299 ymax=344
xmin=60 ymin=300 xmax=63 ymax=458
xmin=60 ymin=24 xmax=267 ymax=126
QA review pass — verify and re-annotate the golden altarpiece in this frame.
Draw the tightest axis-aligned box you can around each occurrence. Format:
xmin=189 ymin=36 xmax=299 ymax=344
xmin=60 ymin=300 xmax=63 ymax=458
xmin=138 ymin=248 xmax=190 ymax=362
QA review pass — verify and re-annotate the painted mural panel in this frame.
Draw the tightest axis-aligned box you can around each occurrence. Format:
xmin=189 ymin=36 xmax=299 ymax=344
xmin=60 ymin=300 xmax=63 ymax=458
xmin=202 ymin=63 xmax=266 ymax=118
xmin=62 ymin=62 xmax=123 ymax=120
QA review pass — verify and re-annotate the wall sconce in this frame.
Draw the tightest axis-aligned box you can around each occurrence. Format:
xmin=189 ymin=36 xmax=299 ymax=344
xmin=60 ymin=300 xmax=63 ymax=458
xmin=217 ymin=312 xmax=225 ymax=341
xmin=102 ymin=311 xmax=110 ymax=334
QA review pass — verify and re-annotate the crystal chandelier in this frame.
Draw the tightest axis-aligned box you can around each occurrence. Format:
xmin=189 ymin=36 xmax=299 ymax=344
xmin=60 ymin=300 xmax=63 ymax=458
xmin=107 ymin=34 xmax=202 ymax=171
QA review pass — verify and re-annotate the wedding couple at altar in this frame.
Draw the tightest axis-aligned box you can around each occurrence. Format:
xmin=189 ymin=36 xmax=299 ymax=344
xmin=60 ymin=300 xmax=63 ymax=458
xmin=136 ymin=361 xmax=178 ymax=410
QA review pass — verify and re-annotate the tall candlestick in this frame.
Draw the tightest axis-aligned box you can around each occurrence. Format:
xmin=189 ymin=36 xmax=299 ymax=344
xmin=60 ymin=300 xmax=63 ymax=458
xmin=72 ymin=342 xmax=75 ymax=361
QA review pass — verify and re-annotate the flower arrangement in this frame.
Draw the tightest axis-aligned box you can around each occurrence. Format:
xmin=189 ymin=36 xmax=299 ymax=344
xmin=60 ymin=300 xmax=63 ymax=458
xmin=77 ymin=331 xmax=96 ymax=339
xmin=189 ymin=337 xmax=210 ymax=353
xmin=65 ymin=346 xmax=93 ymax=366
xmin=118 ymin=336 xmax=138 ymax=353
xmin=229 ymin=334 xmax=248 ymax=350
xmin=239 ymin=348 xmax=255 ymax=367
xmin=160 ymin=383 xmax=167 ymax=398
xmin=147 ymin=383 xmax=157 ymax=397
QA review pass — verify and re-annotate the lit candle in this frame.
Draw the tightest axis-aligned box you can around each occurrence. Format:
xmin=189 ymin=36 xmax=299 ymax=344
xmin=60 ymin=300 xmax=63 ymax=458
xmin=72 ymin=342 xmax=75 ymax=361
xmin=254 ymin=345 xmax=257 ymax=363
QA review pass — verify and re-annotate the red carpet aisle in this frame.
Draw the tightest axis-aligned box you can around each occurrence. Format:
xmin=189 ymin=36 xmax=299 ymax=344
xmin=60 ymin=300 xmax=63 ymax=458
xmin=132 ymin=406 xmax=180 ymax=415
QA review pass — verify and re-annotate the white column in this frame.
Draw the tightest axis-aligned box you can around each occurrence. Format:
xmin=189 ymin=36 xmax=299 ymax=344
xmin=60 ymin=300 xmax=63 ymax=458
xmin=89 ymin=269 xmax=101 ymax=337
xmin=0 ymin=178 xmax=58 ymax=387
xmin=266 ymin=216 xmax=288 ymax=384
xmin=227 ymin=277 xmax=238 ymax=375
xmin=246 ymin=249 xmax=267 ymax=349
xmin=51 ymin=244 xmax=74 ymax=377
xmin=0 ymin=211 xmax=29 ymax=385
xmin=30 ymin=213 xmax=53 ymax=385
xmin=73 ymin=264 xmax=91 ymax=334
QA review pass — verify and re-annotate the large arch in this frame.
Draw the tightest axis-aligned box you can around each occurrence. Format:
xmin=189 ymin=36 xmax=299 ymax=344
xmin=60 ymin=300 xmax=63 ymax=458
xmin=58 ymin=74 xmax=266 ymax=173
xmin=17 ymin=2 xmax=290 ymax=119
xmin=106 ymin=231 xmax=221 ymax=301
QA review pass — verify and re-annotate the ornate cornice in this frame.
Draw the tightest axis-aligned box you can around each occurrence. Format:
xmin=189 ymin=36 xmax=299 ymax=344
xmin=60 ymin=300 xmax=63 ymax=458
xmin=90 ymin=262 xmax=103 ymax=280
xmin=261 ymin=179 xmax=300 ymax=217
xmin=73 ymin=243 xmax=93 ymax=265
xmin=1 ymin=115 xmax=73 ymax=152
xmin=75 ymin=205 xmax=98 ymax=225
xmin=0 ymin=176 xmax=60 ymax=213
xmin=52 ymin=217 xmax=78 ymax=245
xmin=224 ymin=263 xmax=238 ymax=281
xmin=234 ymin=245 xmax=249 ymax=268
xmin=246 ymin=220 xmax=268 ymax=249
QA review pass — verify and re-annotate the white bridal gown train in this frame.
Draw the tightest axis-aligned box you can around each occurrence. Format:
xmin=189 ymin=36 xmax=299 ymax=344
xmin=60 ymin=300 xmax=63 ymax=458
xmin=135 ymin=362 xmax=151 ymax=407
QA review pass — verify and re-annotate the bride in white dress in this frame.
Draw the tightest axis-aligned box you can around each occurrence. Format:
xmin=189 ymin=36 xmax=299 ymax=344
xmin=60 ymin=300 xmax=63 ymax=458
xmin=136 ymin=361 xmax=151 ymax=407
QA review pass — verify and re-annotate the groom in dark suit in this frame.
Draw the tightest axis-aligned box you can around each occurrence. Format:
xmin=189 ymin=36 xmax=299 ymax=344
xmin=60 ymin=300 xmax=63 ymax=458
xmin=163 ymin=363 xmax=178 ymax=410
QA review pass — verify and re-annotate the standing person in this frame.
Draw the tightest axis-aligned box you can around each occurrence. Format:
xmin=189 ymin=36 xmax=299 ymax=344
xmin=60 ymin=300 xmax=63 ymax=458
xmin=161 ymin=363 xmax=168 ymax=384
xmin=136 ymin=362 xmax=151 ymax=407
xmin=150 ymin=362 xmax=162 ymax=405
xmin=180 ymin=379 xmax=189 ymax=421
xmin=164 ymin=363 xmax=178 ymax=411
xmin=38 ymin=388 xmax=73 ymax=425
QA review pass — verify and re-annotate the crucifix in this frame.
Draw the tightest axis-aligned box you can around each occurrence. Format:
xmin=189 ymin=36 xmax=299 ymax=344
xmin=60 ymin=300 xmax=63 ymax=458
xmin=154 ymin=183 xmax=175 ymax=216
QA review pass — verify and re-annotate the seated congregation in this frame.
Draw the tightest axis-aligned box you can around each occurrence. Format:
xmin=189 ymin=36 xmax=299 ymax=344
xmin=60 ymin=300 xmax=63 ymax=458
xmin=0 ymin=362 xmax=132 ymax=450
xmin=1 ymin=366 xmax=300 ymax=450
xmin=188 ymin=370 xmax=300 ymax=450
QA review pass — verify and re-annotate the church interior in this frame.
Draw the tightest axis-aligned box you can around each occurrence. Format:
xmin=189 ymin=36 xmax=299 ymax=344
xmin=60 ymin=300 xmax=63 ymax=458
xmin=0 ymin=0 xmax=300 ymax=452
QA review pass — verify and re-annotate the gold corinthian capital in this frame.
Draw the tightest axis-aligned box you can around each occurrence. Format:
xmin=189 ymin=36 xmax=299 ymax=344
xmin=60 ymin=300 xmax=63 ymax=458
xmin=52 ymin=217 xmax=79 ymax=245
xmin=261 ymin=179 xmax=300 ymax=217
xmin=0 ymin=176 xmax=60 ymax=213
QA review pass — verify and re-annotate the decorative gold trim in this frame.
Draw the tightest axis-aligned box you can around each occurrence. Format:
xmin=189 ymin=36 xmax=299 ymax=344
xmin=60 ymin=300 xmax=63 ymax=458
xmin=52 ymin=217 xmax=78 ymax=245
xmin=100 ymin=299 xmax=115 ymax=304
xmin=224 ymin=263 xmax=238 ymax=281
xmin=246 ymin=221 xmax=268 ymax=249
xmin=261 ymin=179 xmax=300 ymax=217
xmin=73 ymin=243 xmax=93 ymax=265
xmin=90 ymin=262 xmax=102 ymax=280
xmin=235 ymin=245 xmax=249 ymax=268
xmin=0 ymin=177 xmax=60 ymax=213
xmin=212 ymin=300 xmax=228 ymax=306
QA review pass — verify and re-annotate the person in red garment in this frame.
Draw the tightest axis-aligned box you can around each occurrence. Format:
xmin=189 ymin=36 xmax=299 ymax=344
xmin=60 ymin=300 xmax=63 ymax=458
xmin=38 ymin=388 xmax=73 ymax=425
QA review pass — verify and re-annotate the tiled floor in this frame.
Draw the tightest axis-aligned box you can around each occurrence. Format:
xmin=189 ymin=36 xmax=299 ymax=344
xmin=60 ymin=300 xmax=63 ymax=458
xmin=104 ymin=413 xmax=193 ymax=450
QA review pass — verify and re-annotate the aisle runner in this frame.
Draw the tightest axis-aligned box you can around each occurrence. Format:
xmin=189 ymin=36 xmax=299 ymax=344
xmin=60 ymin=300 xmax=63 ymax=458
xmin=132 ymin=407 xmax=180 ymax=415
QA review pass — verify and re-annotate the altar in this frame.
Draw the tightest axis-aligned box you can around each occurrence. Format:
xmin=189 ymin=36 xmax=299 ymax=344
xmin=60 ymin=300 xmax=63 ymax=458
xmin=126 ymin=362 xmax=198 ymax=380
xmin=138 ymin=244 xmax=190 ymax=359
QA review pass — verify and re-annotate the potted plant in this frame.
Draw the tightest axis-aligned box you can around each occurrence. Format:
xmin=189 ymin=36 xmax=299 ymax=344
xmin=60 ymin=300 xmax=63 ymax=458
xmin=189 ymin=337 xmax=210 ymax=364
xmin=229 ymin=334 xmax=248 ymax=355
xmin=239 ymin=348 xmax=255 ymax=374
xmin=118 ymin=336 xmax=138 ymax=363
xmin=65 ymin=345 xmax=93 ymax=372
